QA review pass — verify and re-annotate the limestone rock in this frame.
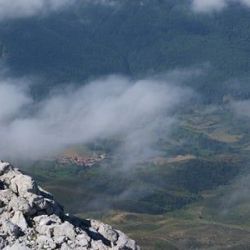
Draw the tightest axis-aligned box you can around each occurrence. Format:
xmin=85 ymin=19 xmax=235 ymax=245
xmin=11 ymin=211 xmax=28 ymax=232
xmin=53 ymin=221 xmax=76 ymax=240
xmin=0 ymin=161 xmax=140 ymax=250
xmin=4 ymin=242 xmax=31 ymax=250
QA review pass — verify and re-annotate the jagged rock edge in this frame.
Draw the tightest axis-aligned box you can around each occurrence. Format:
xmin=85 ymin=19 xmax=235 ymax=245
xmin=0 ymin=161 xmax=140 ymax=250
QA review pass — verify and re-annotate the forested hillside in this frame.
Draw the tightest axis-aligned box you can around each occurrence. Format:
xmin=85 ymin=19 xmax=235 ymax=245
xmin=1 ymin=0 xmax=250 ymax=100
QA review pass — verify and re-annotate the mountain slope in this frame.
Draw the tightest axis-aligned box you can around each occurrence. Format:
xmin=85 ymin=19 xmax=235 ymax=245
xmin=1 ymin=1 xmax=250 ymax=100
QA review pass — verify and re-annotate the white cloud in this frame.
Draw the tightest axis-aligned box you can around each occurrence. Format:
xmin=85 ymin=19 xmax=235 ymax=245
xmin=0 ymin=0 xmax=119 ymax=21
xmin=230 ymin=100 xmax=250 ymax=117
xmin=0 ymin=83 xmax=30 ymax=122
xmin=0 ymin=0 xmax=74 ymax=20
xmin=192 ymin=0 xmax=227 ymax=12
xmin=0 ymin=75 xmax=191 ymax=161
xmin=192 ymin=0 xmax=250 ymax=13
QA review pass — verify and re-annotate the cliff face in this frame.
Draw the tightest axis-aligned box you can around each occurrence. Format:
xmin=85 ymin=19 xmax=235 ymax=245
xmin=0 ymin=161 xmax=140 ymax=250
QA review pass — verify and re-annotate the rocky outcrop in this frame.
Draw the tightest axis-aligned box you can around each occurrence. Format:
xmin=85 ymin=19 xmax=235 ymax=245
xmin=0 ymin=161 xmax=140 ymax=250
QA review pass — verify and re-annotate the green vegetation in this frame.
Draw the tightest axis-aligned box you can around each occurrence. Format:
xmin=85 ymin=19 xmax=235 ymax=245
xmin=2 ymin=0 xmax=250 ymax=101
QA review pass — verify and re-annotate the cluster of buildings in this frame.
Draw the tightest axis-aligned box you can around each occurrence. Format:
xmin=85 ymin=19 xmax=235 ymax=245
xmin=57 ymin=154 xmax=106 ymax=167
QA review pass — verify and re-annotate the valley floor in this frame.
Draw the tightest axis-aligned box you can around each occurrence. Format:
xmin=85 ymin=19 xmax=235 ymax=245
xmin=21 ymin=104 xmax=250 ymax=249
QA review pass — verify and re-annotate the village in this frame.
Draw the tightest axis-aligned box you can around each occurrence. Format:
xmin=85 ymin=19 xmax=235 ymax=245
xmin=57 ymin=153 xmax=106 ymax=167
